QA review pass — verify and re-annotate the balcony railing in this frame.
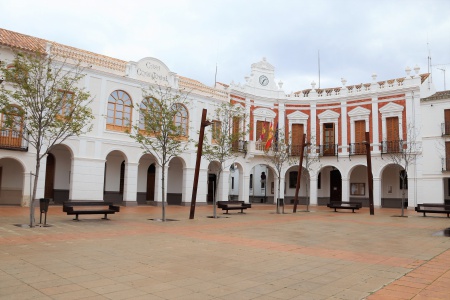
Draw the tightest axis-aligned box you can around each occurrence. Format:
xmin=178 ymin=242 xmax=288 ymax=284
xmin=232 ymin=140 xmax=247 ymax=153
xmin=0 ymin=129 xmax=28 ymax=151
xmin=381 ymin=140 xmax=404 ymax=154
xmin=348 ymin=143 xmax=367 ymax=155
xmin=289 ymin=144 xmax=305 ymax=156
xmin=442 ymin=122 xmax=450 ymax=136
xmin=318 ymin=144 xmax=338 ymax=157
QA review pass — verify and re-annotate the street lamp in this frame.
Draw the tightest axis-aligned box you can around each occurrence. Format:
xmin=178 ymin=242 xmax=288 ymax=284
xmin=189 ymin=109 xmax=211 ymax=219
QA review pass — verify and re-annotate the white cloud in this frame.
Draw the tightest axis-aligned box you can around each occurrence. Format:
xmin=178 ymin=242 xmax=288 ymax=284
xmin=1 ymin=0 xmax=449 ymax=91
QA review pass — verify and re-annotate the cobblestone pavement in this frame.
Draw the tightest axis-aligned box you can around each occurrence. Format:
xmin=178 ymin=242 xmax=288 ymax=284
xmin=0 ymin=204 xmax=449 ymax=299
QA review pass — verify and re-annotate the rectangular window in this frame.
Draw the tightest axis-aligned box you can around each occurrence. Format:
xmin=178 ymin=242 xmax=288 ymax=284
xmin=58 ymin=90 xmax=74 ymax=117
xmin=212 ymin=120 xmax=221 ymax=142
xmin=289 ymin=171 xmax=298 ymax=188
xmin=354 ymin=120 xmax=366 ymax=154
xmin=231 ymin=177 xmax=234 ymax=189
xmin=445 ymin=110 xmax=450 ymax=135
xmin=249 ymin=174 xmax=253 ymax=189
xmin=386 ymin=116 xmax=399 ymax=152
xmin=446 ymin=142 xmax=450 ymax=171
xmin=232 ymin=117 xmax=241 ymax=151
xmin=256 ymin=120 xmax=270 ymax=142
xmin=291 ymin=124 xmax=304 ymax=156
xmin=323 ymin=123 xmax=335 ymax=155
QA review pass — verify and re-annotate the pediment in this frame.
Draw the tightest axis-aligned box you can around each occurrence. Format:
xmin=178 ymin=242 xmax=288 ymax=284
xmin=253 ymin=108 xmax=276 ymax=118
xmin=318 ymin=109 xmax=340 ymax=120
xmin=251 ymin=57 xmax=274 ymax=72
xmin=348 ymin=106 xmax=370 ymax=117
xmin=287 ymin=110 xmax=309 ymax=120
xmin=379 ymin=102 xmax=404 ymax=114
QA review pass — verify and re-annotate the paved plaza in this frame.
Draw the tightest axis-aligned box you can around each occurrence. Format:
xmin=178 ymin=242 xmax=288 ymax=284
xmin=0 ymin=204 xmax=450 ymax=299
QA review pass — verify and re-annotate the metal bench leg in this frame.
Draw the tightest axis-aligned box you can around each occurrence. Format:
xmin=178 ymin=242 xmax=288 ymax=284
xmin=334 ymin=208 xmax=337 ymax=212
xmin=102 ymin=214 xmax=109 ymax=220
xmin=73 ymin=214 xmax=79 ymax=221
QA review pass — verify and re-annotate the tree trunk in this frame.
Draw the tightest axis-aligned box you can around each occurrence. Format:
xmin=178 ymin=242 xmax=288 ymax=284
xmin=213 ymin=170 xmax=222 ymax=218
xmin=30 ymin=158 xmax=40 ymax=228
xmin=161 ymin=163 xmax=166 ymax=221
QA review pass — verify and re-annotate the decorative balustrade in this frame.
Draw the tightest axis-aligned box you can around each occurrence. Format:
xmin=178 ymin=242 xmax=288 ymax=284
xmin=232 ymin=140 xmax=247 ymax=153
xmin=0 ymin=129 xmax=28 ymax=151
xmin=318 ymin=144 xmax=338 ymax=157
xmin=348 ymin=143 xmax=367 ymax=155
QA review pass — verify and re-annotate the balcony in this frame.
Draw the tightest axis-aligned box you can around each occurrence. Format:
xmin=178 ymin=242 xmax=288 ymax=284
xmin=348 ymin=143 xmax=367 ymax=155
xmin=232 ymin=140 xmax=247 ymax=154
xmin=381 ymin=140 xmax=404 ymax=154
xmin=318 ymin=144 xmax=338 ymax=157
xmin=0 ymin=129 xmax=28 ymax=151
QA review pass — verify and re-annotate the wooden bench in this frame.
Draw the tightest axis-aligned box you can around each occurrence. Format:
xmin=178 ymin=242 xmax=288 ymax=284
xmin=63 ymin=201 xmax=120 ymax=220
xmin=327 ymin=201 xmax=362 ymax=213
xmin=217 ymin=201 xmax=251 ymax=214
xmin=415 ymin=203 xmax=450 ymax=217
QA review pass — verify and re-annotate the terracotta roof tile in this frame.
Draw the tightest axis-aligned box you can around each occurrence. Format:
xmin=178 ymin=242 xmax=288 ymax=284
xmin=0 ymin=28 xmax=46 ymax=52
xmin=421 ymin=90 xmax=450 ymax=101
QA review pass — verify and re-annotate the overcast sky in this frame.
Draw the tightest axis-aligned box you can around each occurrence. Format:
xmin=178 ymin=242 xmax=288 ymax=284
xmin=1 ymin=0 xmax=449 ymax=92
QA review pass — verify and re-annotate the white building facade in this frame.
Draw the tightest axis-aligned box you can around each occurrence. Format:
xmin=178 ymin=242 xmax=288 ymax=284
xmin=0 ymin=28 xmax=446 ymax=209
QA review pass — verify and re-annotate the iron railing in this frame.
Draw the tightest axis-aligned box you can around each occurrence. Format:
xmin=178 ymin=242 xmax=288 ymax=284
xmin=348 ymin=142 xmax=367 ymax=155
xmin=380 ymin=140 xmax=404 ymax=154
xmin=442 ymin=122 xmax=450 ymax=136
xmin=318 ymin=144 xmax=338 ymax=156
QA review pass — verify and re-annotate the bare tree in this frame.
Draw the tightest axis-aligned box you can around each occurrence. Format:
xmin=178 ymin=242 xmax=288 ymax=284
xmin=263 ymin=126 xmax=296 ymax=213
xmin=202 ymin=102 xmax=247 ymax=218
xmin=384 ymin=124 xmax=421 ymax=216
xmin=0 ymin=51 xmax=94 ymax=227
xmin=129 ymin=85 xmax=191 ymax=221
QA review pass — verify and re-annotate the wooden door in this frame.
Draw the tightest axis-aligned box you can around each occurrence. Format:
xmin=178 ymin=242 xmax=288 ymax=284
xmin=323 ymin=123 xmax=335 ymax=155
xmin=292 ymin=124 xmax=304 ymax=156
xmin=146 ymin=164 xmax=155 ymax=201
xmin=44 ymin=154 xmax=55 ymax=199
xmin=446 ymin=142 xmax=450 ymax=171
xmin=330 ymin=169 xmax=342 ymax=202
xmin=386 ymin=117 xmax=399 ymax=152
xmin=354 ymin=120 xmax=366 ymax=154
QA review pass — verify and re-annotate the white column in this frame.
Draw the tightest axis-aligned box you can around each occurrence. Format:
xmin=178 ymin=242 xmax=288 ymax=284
xmin=245 ymin=98 xmax=251 ymax=142
xmin=217 ymin=169 xmax=230 ymax=202
xmin=182 ymin=167 xmax=194 ymax=205
xmin=278 ymin=102 xmax=285 ymax=129
xmin=310 ymin=177 xmax=318 ymax=205
xmin=70 ymin=157 xmax=105 ymax=201
xmin=373 ymin=177 xmax=381 ymax=207
xmin=197 ymin=167 xmax=209 ymax=204
xmin=123 ymin=162 xmax=138 ymax=206
xmin=34 ymin=155 xmax=47 ymax=201
xmin=372 ymin=96 xmax=379 ymax=152
xmin=242 ymin=173 xmax=250 ymax=204
xmin=22 ymin=172 xmax=32 ymax=207
xmin=341 ymin=177 xmax=349 ymax=202
xmin=341 ymin=100 xmax=348 ymax=154
xmin=154 ymin=165 xmax=163 ymax=204
xmin=310 ymin=103 xmax=317 ymax=152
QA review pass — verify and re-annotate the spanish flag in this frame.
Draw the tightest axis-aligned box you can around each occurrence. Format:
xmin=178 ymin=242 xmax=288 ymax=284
xmin=265 ymin=122 xmax=273 ymax=150
xmin=260 ymin=122 xmax=266 ymax=141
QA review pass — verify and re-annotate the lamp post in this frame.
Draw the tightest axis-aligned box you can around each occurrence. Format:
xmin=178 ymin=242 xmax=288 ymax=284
xmin=189 ymin=109 xmax=211 ymax=219
xmin=363 ymin=132 xmax=374 ymax=215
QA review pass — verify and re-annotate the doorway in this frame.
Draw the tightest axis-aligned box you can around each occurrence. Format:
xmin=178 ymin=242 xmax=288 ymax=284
xmin=146 ymin=164 xmax=155 ymax=201
xmin=207 ymin=174 xmax=217 ymax=203
xmin=330 ymin=169 xmax=342 ymax=202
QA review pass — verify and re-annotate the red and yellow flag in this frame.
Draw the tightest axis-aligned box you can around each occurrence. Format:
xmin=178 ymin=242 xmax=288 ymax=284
xmin=265 ymin=122 xmax=273 ymax=150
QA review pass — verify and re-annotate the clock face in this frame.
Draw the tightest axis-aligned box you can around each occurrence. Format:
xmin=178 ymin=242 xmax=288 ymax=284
xmin=259 ymin=75 xmax=269 ymax=86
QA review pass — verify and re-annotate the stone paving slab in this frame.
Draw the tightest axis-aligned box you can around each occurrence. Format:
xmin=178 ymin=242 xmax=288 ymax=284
xmin=1 ymin=204 xmax=450 ymax=299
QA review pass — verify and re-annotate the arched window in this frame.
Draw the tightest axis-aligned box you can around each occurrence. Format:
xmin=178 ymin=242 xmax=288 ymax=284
xmin=139 ymin=97 xmax=158 ymax=131
xmin=173 ymin=103 xmax=188 ymax=137
xmin=0 ymin=105 xmax=24 ymax=148
xmin=107 ymin=90 xmax=132 ymax=132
